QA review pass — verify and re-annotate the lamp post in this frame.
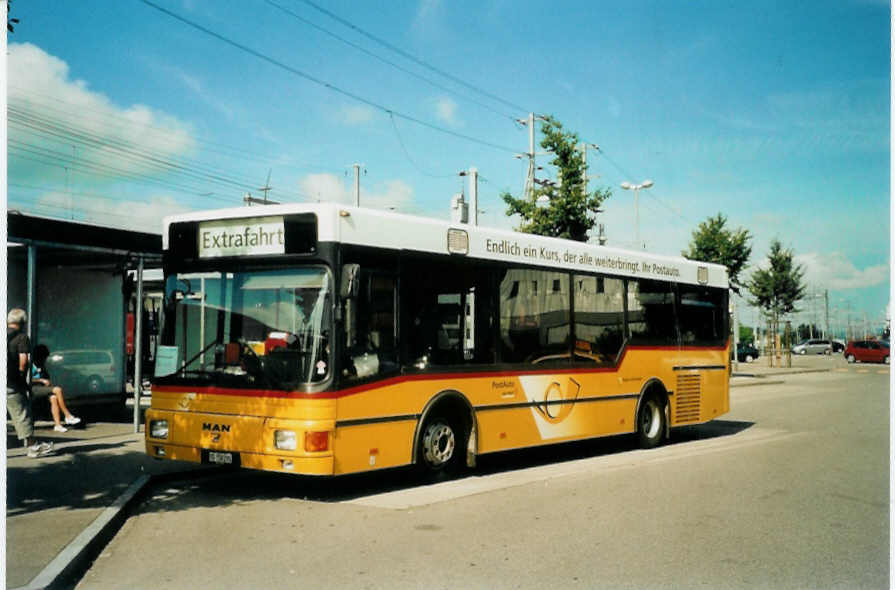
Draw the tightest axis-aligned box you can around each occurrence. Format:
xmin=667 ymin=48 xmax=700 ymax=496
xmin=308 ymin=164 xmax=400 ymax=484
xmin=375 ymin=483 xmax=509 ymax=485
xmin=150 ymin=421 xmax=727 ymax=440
xmin=619 ymin=179 xmax=653 ymax=249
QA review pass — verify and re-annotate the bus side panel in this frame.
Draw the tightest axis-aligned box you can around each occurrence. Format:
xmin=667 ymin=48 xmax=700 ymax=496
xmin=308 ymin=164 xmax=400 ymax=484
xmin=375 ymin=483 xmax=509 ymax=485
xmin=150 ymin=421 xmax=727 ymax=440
xmin=333 ymin=420 xmax=416 ymax=475
xmin=475 ymin=396 xmax=638 ymax=454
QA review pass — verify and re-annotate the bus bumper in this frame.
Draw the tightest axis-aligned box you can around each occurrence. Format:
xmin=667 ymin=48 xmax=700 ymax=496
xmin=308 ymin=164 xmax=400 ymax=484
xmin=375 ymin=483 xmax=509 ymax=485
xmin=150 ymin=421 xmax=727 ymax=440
xmin=145 ymin=408 xmax=335 ymax=476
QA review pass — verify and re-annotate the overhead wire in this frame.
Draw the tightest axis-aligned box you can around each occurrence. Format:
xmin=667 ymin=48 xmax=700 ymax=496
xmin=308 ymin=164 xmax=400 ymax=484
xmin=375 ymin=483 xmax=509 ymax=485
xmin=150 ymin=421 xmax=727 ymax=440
xmin=9 ymin=105 xmax=317 ymax=203
xmin=296 ymin=0 xmax=532 ymax=115
xmin=9 ymin=142 xmax=243 ymax=203
xmin=387 ymin=114 xmax=457 ymax=179
xmin=587 ymin=143 xmax=691 ymax=223
xmin=9 ymin=84 xmax=334 ymax=171
xmin=136 ymin=0 xmax=520 ymax=154
xmin=263 ymin=0 xmax=519 ymax=122
xmin=9 ymin=109 xmax=262 ymax=195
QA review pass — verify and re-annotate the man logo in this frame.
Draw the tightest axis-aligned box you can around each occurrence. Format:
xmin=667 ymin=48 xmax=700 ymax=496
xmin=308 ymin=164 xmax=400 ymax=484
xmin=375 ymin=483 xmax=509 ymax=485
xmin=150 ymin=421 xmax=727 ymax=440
xmin=202 ymin=423 xmax=231 ymax=433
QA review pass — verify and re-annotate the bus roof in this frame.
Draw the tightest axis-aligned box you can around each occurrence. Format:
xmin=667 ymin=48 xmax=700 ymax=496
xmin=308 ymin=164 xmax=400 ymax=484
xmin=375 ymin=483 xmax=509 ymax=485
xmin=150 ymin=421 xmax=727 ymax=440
xmin=163 ymin=203 xmax=729 ymax=289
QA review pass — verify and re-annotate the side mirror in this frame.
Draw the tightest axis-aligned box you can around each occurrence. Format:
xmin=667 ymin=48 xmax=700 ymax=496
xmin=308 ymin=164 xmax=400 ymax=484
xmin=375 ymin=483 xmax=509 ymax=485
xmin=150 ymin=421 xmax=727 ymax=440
xmin=341 ymin=264 xmax=360 ymax=298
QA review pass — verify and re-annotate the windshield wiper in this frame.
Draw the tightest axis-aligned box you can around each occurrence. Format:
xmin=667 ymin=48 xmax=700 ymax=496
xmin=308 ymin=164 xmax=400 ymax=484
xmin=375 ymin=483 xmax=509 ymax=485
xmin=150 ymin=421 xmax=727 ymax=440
xmin=178 ymin=339 xmax=221 ymax=375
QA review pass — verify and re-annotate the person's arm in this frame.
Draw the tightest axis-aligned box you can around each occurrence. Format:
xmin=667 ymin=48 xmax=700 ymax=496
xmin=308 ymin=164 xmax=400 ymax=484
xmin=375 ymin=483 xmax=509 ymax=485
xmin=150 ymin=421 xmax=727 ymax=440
xmin=18 ymin=353 xmax=28 ymax=373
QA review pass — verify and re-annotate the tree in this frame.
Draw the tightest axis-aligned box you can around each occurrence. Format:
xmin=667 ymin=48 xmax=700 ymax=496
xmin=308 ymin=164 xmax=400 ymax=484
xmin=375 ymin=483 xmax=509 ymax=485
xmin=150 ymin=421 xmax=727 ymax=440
xmin=747 ymin=239 xmax=806 ymax=349
xmin=682 ymin=213 xmax=752 ymax=294
xmin=8 ymin=1 xmax=19 ymax=33
xmin=501 ymin=116 xmax=611 ymax=242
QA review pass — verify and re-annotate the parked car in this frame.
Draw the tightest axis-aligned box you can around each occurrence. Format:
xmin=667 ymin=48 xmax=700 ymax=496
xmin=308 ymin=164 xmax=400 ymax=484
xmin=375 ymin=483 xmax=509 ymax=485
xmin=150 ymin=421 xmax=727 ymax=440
xmin=831 ymin=339 xmax=845 ymax=353
xmin=791 ymin=338 xmax=832 ymax=355
xmin=843 ymin=340 xmax=890 ymax=364
xmin=45 ymin=349 xmax=118 ymax=394
xmin=735 ymin=342 xmax=760 ymax=363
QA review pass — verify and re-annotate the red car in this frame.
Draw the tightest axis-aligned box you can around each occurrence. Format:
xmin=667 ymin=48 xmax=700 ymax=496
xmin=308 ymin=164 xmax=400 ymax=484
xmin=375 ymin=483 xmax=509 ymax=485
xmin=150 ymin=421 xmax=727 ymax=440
xmin=843 ymin=340 xmax=889 ymax=364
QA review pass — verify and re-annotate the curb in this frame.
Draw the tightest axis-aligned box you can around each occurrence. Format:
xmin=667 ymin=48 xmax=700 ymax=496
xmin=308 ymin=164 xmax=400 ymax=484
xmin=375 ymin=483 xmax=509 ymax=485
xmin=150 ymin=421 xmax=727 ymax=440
xmin=11 ymin=475 xmax=150 ymax=590
xmin=730 ymin=379 xmax=785 ymax=388
xmin=730 ymin=368 xmax=832 ymax=389
xmin=11 ymin=467 xmax=221 ymax=590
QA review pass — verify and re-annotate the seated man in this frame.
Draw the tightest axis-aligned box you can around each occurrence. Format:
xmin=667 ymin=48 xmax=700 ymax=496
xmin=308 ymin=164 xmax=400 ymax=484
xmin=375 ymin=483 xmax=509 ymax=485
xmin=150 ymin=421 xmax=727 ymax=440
xmin=31 ymin=345 xmax=81 ymax=432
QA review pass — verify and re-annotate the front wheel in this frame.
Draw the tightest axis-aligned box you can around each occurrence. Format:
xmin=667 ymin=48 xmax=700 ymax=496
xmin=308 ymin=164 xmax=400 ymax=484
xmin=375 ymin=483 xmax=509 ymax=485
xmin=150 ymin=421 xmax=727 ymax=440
xmin=884 ymin=356 xmax=889 ymax=365
xmin=637 ymin=395 xmax=666 ymax=449
xmin=846 ymin=354 xmax=856 ymax=363
xmin=745 ymin=354 xmax=754 ymax=363
xmin=799 ymin=349 xmax=807 ymax=355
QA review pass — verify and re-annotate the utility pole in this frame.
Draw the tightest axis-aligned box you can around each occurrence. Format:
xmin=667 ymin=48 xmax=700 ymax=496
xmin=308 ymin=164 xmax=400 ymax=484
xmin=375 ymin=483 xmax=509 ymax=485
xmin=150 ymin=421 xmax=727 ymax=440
xmin=469 ymin=167 xmax=478 ymax=226
xmin=732 ymin=298 xmax=739 ymax=372
xmin=824 ymin=289 xmax=830 ymax=341
xmin=515 ymin=113 xmax=538 ymax=201
xmin=258 ymin=169 xmax=272 ymax=203
xmin=458 ymin=168 xmax=479 ymax=225
xmin=352 ymin=163 xmax=362 ymax=206
xmin=579 ymin=142 xmax=599 ymax=196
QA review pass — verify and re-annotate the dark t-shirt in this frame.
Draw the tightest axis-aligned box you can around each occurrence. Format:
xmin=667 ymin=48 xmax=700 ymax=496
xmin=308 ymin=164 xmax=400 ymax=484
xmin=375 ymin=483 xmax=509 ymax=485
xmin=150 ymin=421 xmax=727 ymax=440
xmin=7 ymin=327 xmax=31 ymax=391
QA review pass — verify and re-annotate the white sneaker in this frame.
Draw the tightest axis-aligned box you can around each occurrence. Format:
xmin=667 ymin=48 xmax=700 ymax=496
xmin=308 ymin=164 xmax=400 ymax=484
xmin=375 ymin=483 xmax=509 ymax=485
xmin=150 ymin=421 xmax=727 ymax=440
xmin=64 ymin=416 xmax=81 ymax=426
xmin=54 ymin=424 xmax=68 ymax=433
xmin=26 ymin=442 xmax=54 ymax=458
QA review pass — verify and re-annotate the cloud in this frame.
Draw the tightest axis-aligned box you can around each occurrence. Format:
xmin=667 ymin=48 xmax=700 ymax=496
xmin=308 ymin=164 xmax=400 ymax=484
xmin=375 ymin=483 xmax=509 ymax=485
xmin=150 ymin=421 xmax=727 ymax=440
xmin=796 ymin=251 xmax=889 ymax=290
xmin=21 ymin=190 xmax=192 ymax=233
xmin=339 ymin=104 xmax=376 ymax=125
xmin=412 ymin=0 xmax=444 ymax=33
xmin=8 ymin=43 xmax=197 ymax=187
xmin=165 ymin=65 xmax=236 ymax=121
xmin=298 ymin=173 xmax=414 ymax=211
xmin=434 ymin=97 xmax=458 ymax=125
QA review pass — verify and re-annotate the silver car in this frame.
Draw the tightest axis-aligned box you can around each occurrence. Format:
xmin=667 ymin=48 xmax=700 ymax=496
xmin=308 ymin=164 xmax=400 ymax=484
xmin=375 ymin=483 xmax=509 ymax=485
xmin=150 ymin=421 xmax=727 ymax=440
xmin=791 ymin=339 xmax=832 ymax=355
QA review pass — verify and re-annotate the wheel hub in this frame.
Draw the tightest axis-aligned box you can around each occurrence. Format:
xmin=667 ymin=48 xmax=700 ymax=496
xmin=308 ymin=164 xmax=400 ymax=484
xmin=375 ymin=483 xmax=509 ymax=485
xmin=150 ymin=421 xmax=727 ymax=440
xmin=423 ymin=422 xmax=455 ymax=467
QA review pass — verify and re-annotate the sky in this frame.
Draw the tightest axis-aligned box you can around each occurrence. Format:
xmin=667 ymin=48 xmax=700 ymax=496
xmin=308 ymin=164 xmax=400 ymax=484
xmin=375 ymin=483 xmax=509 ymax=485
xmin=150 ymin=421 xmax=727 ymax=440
xmin=5 ymin=0 xmax=891 ymax=336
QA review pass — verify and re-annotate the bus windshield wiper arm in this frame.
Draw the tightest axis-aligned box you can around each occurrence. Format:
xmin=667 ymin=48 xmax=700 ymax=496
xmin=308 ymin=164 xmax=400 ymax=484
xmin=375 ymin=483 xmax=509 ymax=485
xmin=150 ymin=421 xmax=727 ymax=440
xmin=178 ymin=339 xmax=221 ymax=374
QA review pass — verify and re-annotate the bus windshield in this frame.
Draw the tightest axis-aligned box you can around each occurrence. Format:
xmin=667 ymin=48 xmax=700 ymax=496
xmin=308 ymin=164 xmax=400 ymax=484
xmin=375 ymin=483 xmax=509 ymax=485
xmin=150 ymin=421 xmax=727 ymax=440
xmin=157 ymin=267 xmax=332 ymax=390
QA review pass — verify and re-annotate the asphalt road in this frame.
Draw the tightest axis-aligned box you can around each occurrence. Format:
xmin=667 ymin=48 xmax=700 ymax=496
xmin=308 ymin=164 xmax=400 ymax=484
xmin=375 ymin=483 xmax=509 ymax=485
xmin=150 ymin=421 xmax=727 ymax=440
xmin=78 ymin=368 xmax=889 ymax=589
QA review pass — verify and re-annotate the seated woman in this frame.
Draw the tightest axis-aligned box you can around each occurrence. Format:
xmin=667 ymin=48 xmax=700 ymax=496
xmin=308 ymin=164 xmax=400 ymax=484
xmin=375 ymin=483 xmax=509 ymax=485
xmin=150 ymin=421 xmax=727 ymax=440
xmin=31 ymin=345 xmax=81 ymax=432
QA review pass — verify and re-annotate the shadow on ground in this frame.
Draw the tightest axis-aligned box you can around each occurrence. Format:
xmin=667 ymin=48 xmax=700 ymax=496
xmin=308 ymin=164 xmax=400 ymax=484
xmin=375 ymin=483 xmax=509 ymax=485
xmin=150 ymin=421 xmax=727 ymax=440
xmin=133 ymin=419 xmax=756 ymax=515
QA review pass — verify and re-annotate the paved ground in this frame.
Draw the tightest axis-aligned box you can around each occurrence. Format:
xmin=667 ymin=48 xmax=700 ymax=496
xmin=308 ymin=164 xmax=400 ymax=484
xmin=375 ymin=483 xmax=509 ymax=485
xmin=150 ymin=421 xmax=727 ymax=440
xmin=4 ymin=353 xmax=886 ymax=589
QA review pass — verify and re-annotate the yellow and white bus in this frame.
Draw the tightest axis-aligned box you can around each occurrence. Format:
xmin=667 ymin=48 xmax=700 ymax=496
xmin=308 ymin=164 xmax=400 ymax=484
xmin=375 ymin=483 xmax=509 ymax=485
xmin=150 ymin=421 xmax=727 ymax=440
xmin=146 ymin=203 xmax=730 ymax=476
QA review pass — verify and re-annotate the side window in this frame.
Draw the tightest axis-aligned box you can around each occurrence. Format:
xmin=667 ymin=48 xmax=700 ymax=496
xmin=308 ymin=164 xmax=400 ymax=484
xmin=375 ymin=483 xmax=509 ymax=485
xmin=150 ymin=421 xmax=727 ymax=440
xmin=627 ymin=279 xmax=677 ymax=345
xmin=677 ymin=285 xmax=728 ymax=346
xmin=344 ymin=272 xmax=398 ymax=381
xmin=573 ymin=274 xmax=625 ymax=366
xmin=402 ymin=259 xmax=496 ymax=368
xmin=499 ymin=269 xmax=570 ymax=364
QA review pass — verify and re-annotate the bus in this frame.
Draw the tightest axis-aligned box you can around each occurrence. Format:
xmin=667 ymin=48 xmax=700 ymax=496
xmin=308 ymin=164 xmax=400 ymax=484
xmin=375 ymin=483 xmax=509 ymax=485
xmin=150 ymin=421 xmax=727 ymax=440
xmin=145 ymin=203 xmax=730 ymax=476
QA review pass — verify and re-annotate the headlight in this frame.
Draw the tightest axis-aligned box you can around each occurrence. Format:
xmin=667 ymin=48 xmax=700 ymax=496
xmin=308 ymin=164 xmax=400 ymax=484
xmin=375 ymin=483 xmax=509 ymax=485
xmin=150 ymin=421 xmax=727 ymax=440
xmin=274 ymin=430 xmax=297 ymax=451
xmin=149 ymin=419 xmax=169 ymax=439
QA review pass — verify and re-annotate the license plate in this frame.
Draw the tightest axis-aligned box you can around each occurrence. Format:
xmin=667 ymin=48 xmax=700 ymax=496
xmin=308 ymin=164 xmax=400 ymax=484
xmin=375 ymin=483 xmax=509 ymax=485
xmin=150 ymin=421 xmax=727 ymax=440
xmin=208 ymin=451 xmax=233 ymax=465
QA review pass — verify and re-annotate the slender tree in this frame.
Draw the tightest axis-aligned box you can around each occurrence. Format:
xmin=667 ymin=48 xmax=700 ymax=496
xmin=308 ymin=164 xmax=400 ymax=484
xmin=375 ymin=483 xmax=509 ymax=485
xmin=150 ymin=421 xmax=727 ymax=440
xmin=682 ymin=213 xmax=752 ymax=295
xmin=8 ymin=0 xmax=19 ymax=33
xmin=501 ymin=116 xmax=611 ymax=242
xmin=747 ymin=239 xmax=806 ymax=347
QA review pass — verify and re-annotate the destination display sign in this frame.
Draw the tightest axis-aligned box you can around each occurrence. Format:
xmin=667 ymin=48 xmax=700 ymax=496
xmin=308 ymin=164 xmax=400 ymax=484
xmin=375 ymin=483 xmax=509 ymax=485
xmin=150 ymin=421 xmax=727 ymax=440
xmin=198 ymin=216 xmax=286 ymax=258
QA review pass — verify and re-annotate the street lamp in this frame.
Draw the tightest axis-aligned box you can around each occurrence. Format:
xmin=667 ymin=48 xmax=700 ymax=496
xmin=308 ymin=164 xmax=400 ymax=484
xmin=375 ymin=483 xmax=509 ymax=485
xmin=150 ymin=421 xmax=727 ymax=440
xmin=619 ymin=179 xmax=653 ymax=249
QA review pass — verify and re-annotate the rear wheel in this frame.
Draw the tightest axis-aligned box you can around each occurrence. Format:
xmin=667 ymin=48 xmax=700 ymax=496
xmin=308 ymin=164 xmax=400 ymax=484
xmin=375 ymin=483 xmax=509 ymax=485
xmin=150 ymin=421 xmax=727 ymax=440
xmin=418 ymin=415 xmax=466 ymax=477
xmin=745 ymin=354 xmax=754 ymax=363
xmin=637 ymin=395 xmax=666 ymax=449
xmin=884 ymin=356 xmax=889 ymax=365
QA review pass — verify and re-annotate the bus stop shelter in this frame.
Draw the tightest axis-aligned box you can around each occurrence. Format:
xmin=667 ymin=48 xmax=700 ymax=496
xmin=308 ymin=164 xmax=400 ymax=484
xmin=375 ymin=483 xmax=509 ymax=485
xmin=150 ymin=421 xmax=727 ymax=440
xmin=6 ymin=210 xmax=163 ymax=431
